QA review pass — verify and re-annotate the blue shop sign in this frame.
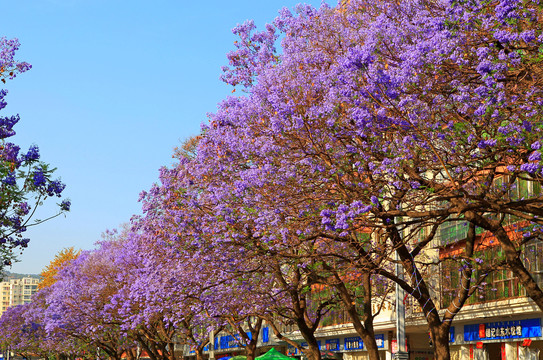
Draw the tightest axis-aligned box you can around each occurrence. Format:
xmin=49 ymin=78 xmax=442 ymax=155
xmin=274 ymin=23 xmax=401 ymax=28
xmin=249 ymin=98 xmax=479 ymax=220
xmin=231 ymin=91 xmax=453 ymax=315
xmin=464 ymin=318 xmax=542 ymax=342
xmin=344 ymin=334 xmax=385 ymax=350
xmin=375 ymin=334 xmax=385 ymax=348
xmin=344 ymin=336 xmax=363 ymax=350
xmin=262 ymin=327 xmax=269 ymax=343
xmin=219 ymin=334 xmax=242 ymax=349
xmin=325 ymin=338 xmax=340 ymax=351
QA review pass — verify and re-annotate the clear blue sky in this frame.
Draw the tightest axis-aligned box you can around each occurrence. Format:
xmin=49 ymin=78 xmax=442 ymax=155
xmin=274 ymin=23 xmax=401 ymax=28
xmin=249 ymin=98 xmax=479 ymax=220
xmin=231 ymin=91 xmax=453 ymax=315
xmin=3 ymin=0 xmax=326 ymax=274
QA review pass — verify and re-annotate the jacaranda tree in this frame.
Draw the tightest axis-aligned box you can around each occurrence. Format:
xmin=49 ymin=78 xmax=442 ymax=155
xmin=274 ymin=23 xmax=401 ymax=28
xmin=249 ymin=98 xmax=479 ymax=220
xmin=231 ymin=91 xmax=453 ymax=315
xmin=44 ymin=242 xmax=134 ymax=360
xmin=0 ymin=37 xmax=70 ymax=270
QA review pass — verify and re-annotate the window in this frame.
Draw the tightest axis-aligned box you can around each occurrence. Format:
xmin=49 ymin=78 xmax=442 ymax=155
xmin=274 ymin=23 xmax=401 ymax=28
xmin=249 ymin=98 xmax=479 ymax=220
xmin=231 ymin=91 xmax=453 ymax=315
xmin=309 ymin=285 xmax=351 ymax=328
xmin=523 ymin=240 xmax=543 ymax=289
xmin=441 ymin=245 xmax=538 ymax=307
xmin=439 ymin=217 xmax=469 ymax=244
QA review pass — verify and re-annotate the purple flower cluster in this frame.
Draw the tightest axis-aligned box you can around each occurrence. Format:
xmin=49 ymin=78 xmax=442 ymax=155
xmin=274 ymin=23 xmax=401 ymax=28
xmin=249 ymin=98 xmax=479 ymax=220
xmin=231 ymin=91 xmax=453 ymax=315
xmin=23 ymin=144 xmax=40 ymax=162
xmin=33 ymin=169 xmax=46 ymax=187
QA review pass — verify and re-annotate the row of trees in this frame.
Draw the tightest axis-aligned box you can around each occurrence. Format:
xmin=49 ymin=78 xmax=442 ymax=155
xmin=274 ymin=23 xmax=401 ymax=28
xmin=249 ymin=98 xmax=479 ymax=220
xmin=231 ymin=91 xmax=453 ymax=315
xmin=1 ymin=1 xmax=543 ymax=360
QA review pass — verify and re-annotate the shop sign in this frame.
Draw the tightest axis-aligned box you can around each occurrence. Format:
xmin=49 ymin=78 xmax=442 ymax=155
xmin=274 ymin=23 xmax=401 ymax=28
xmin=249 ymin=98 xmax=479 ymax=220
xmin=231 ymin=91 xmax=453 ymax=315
xmin=344 ymin=336 xmax=364 ymax=350
xmin=464 ymin=318 xmax=542 ymax=341
xmin=218 ymin=335 xmax=242 ymax=349
xmin=262 ymin=327 xmax=269 ymax=343
xmin=343 ymin=334 xmax=385 ymax=351
xmin=325 ymin=339 xmax=340 ymax=351
xmin=391 ymin=338 xmax=408 ymax=354
xmin=375 ymin=334 xmax=385 ymax=348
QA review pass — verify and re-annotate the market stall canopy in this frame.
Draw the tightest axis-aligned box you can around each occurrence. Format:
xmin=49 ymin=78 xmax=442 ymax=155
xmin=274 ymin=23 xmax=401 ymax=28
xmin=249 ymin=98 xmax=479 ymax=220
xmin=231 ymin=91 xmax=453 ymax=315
xmin=256 ymin=348 xmax=293 ymax=360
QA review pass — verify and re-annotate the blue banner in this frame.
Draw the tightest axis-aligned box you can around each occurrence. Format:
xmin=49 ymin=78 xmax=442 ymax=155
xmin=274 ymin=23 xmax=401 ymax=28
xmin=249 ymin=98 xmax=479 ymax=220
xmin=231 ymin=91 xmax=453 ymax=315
xmin=464 ymin=318 xmax=542 ymax=341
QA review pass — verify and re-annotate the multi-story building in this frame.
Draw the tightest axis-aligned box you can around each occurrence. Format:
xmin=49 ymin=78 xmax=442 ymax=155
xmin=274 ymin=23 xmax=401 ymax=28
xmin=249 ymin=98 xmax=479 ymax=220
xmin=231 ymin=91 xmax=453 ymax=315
xmin=0 ymin=277 xmax=40 ymax=316
xmin=0 ymin=281 xmax=10 ymax=315
xmin=281 ymin=225 xmax=543 ymax=360
xmin=184 ymin=241 xmax=542 ymax=360
xmin=182 ymin=178 xmax=543 ymax=360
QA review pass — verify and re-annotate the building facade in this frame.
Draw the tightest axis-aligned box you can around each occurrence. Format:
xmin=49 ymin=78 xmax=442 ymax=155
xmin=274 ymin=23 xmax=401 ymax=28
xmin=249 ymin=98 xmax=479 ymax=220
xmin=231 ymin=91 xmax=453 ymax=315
xmin=0 ymin=277 xmax=40 ymax=316
xmin=194 ymin=229 xmax=543 ymax=360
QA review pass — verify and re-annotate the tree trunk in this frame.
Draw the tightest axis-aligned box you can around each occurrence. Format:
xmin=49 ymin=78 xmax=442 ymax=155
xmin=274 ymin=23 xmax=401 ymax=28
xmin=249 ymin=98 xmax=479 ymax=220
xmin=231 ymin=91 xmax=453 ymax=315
xmin=158 ymin=344 xmax=169 ymax=360
xmin=431 ymin=325 xmax=451 ymax=360
xmin=246 ymin=343 xmax=257 ymax=360
xmin=361 ymin=272 xmax=381 ymax=360
xmin=126 ymin=348 xmax=137 ymax=360
xmin=337 ymin=271 xmax=380 ymax=360
xmin=302 ymin=342 xmax=321 ymax=360
xmin=138 ymin=338 xmax=159 ymax=360
xmin=271 ymin=261 xmax=321 ymax=360
xmin=362 ymin=333 xmax=380 ymax=360
xmin=167 ymin=342 xmax=176 ymax=360
xmin=321 ymin=260 xmax=381 ymax=360
xmin=295 ymin=315 xmax=321 ymax=360
xmin=236 ymin=316 xmax=261 ymax=360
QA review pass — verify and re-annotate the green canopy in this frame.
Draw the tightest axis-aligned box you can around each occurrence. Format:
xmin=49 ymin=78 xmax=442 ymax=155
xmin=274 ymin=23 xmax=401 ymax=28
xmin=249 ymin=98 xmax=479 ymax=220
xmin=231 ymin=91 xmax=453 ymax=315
xmin=256 ymin=348 xmax=293 ymax=360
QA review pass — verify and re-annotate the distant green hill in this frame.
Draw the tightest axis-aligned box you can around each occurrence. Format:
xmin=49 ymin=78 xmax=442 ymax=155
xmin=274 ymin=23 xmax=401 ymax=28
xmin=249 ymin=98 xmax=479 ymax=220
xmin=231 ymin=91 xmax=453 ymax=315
xmin=1 ymin=271 xmax=40 ymax=280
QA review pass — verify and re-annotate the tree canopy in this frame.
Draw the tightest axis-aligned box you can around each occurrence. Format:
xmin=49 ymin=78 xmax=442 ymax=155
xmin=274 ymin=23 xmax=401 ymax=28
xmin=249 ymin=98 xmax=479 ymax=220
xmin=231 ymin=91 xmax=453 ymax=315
xmin=39 ymin=247 xmax=80 ymax=289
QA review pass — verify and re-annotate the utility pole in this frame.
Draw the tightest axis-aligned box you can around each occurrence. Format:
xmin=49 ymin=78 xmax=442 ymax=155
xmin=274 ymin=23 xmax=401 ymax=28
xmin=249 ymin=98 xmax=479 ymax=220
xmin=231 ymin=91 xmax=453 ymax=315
xmin=394 ymin=218 xmax=408 ymax=360
xmin=209 ymin=330 xmax=215 ymax=360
